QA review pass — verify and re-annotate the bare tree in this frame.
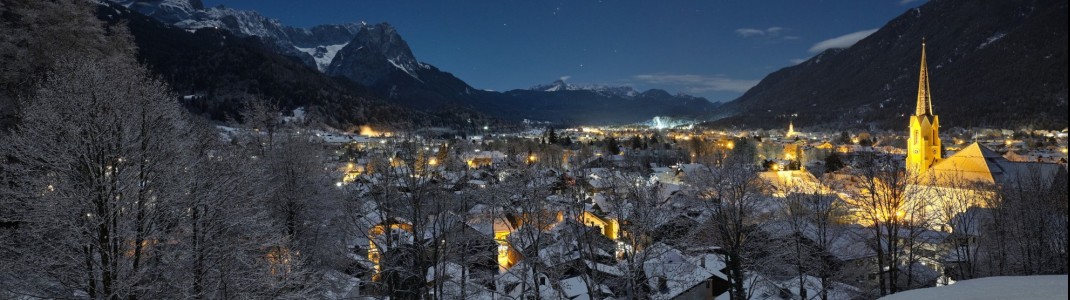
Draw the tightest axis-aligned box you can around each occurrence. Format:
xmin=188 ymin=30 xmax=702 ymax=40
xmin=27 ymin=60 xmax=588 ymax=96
xmin=491 ymin=163 xmax=560 ymax=299
xmin=807 ymin=192 xmax=857 ymax=300
xmin=774 ymin=182 xmax=822 ymax=300
xmin=847 ymin=152 xmax=936 ymax=295
xmin=1 ymin=56 xmax=187 ymax=299
xmin=998 ymin=165 xmax=1068 ymax=275
xmin=604 ymin=175 xmax=677 ymax=299
xmin=929 ymin=171 xmax=995 ymax=281
xmin=164 ymin=121 xmax=297 ymax=299
xmin=341 ymin=135 xmax=463 ymax=299
xmin=240 ymin=99 xmax=282 ymax=155
xmin=0 ymin=0 xmax=133 ymax=126
xmin=688 ymin=155 xmax=766 ymax=300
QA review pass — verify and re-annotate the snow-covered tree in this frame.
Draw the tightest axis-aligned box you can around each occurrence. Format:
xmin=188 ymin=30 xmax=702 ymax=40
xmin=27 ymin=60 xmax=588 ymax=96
xmin=1 ymin=56 xmax=188 ymax=299
xmin=688 ymin=154 xmax=767 ymax=300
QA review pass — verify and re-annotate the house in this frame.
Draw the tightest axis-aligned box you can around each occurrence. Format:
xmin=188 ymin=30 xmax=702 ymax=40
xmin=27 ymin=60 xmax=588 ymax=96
xmin=643 ymin=243 xmax=731 ymax=300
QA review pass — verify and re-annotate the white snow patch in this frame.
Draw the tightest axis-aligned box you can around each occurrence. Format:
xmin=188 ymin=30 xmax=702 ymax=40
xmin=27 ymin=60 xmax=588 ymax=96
xmin=978 ymin=32 xmax=1006 ymax=50
xmin=282 ymin=107 xmax=306 ymax=123
xmin=295 ymin=42 xmax=349 ymax=72
xmin=387 ymin=57 xmax=421 ymax=81
xmin=879 ymin=275 xmax=1067 ymax=300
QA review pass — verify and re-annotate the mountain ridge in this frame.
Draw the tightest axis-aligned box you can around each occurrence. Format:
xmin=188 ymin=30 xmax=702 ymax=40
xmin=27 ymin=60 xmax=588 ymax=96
xmin=98 ymin=2 xmax=503 ymax=130
xmin=113 ymin=0 xmax=363 ymax=69
xmin=712 ymin=0 xmax=1067 ymax=129
xmin=110 ymin=0 xmax=722 ymax=125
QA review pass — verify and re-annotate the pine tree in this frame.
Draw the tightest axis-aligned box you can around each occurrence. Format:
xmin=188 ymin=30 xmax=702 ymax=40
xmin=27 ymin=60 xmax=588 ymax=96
xmin=824 ymin=152 xmax=845 ymax=173
xmin=546 ymin=127 xmax=559 ymax=144
xmin=605 ymin=137 xmax=621 ymax=155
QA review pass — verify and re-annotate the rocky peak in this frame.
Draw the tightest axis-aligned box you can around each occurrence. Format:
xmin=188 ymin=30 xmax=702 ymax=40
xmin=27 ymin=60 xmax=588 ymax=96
xmin=639 ymin=89 xmax=673 ymax=99
xmin=106 ymin=0 xmax=363 ymax=71
xmin=326 ymin=22 xmax=426 ymax=86
xmin=529 ymin=79 xmax=643 ymax=98
xmin=349 ymin=23 xmax=418 ymax=67
xmin=531 ymin=79 xmax=570 ymax=92
xmin=118 ymin=0 xmax=199 ymax=24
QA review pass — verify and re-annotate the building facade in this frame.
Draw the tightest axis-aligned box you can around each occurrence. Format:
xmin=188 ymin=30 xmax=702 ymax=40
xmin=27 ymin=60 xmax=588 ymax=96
xmin=907 ymin=41 xmax=943 ymax=173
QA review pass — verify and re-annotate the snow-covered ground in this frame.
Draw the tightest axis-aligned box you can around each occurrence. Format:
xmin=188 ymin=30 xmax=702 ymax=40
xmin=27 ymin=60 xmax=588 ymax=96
xmin=880 ymin=275 xmax=1068 ymax=300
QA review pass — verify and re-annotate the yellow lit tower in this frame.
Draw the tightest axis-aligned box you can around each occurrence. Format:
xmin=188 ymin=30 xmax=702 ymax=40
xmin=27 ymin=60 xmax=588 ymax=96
xmin=906 ymin=40 xmax=942 ymax=172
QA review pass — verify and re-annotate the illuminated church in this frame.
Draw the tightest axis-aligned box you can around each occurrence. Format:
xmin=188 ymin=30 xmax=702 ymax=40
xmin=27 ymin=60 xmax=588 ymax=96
xmin=906 ymin=40 xmax=942 ymax=173
xmin=905 ymin=41 xmax=1064 ymax=220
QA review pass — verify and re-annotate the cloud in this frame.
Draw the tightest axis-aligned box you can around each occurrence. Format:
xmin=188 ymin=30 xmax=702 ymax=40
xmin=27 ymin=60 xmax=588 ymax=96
xmin=735 ymin=28 xmax=766 ymax=37
xmin=559 ymin=75 xmax=571 ymax=81
xmin=736 ymin=26 xmax=798 ymax=42
xmin=632 ymin=73 xmax=759 ymax=93
xmin=809 ymin=29 xmax=878 ymax=53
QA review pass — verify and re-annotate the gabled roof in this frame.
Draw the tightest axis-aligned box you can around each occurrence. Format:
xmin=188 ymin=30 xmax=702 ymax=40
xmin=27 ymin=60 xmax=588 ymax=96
xmin=926 ymin=142 xmax=1006 ymax=184
xmin=924 ymin=142 xmax=1064 ymax=186
xmin=642 ymin=243 xmax=721 ymax=300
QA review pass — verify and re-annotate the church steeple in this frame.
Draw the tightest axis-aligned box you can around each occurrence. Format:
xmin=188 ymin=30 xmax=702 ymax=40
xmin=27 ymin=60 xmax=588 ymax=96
xmin=907 ymin=39 xmax=942 ymax=173
xmin=915 ymin=39 xmax=933 ymax=116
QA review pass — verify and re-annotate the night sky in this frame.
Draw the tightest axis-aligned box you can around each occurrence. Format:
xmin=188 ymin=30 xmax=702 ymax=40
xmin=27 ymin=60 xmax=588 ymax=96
xmin=203 ymin=0 xmax=925 ymax=102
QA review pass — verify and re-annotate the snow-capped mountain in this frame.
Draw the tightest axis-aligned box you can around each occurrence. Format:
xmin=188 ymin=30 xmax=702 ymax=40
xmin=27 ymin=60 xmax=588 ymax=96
xmin=327 ymin=23 xmax=426 ymax=86
xmin=107 ymin=0 xmax=721 ymax=124
xmin=110 ymin=0 xmax=362 ymax=71
xmin=92 ymin=1 xmax=493 ymax=129
xmin=530 ymin=80 xmax=639 ymax=98
xmin=528 ymin=80 xmax=713 ymax=102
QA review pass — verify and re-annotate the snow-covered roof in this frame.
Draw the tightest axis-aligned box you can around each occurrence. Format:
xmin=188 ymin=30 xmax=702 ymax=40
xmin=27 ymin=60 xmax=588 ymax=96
xmin=923 ymin=143 xmax=1064 ymax=187
xmin=759 ymin=220 xmax=875 ymax=261
xmin=642 ymin=243 xmax=719 ymax=300
xmin=558 ymin=276 xmax=592 ymax=300
xmin=496 ymin=262 xmax=563 ymax=299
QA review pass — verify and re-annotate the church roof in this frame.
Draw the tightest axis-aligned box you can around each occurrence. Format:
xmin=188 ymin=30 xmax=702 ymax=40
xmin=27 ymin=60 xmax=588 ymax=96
xmin=926 ymin=143 xmax=1006 ymax=184
xmin=923 ymin=142 xmax=1064 ymax=186
xmin=915 ymin=40 xmax=934 ymax=117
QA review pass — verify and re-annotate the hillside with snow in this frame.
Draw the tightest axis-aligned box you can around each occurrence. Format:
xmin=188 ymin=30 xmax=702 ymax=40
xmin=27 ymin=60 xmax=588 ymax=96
xmin=714 ymin=0 xmax=1068 ymax=129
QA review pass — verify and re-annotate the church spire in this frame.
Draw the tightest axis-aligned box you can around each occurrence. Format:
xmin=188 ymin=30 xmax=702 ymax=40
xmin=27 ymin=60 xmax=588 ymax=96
xmin=915 ymin=39 xmax=933 ymax=116
xmin=906 ymin=38 xmax=942 ymax=173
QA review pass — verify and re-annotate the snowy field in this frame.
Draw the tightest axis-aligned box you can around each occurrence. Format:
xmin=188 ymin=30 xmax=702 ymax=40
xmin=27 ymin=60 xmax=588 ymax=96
xmin=880 ymin=275 xmax=1068 ymax=300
